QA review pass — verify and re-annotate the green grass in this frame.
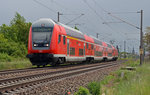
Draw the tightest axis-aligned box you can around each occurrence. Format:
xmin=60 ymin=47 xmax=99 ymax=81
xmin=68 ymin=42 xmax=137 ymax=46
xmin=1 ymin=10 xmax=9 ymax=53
xmin=72 ymin=59 xmax=150 ymax=95
xmin=0 ymin=58 xmax=32 ymax=70
xmin=101 ymin=59 xmax=150 ymax=95
xmin=122 ymin=58 xmax=140 ymax=67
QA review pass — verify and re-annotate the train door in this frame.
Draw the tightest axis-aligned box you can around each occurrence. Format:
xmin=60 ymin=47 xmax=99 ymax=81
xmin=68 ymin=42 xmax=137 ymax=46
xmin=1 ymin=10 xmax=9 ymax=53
xmin=103 ymin=47 xmax=106 ymax=57
xmin=62 ymin=36 xmax=66 ymax=54
xmin=105 ymin=48 xmax=108 ymax=56
xmin=102 ymin=47 xmax=104 ymax=57
xmin=67 ymin=39 xmax=69 ymax=56
xmin=84 ymin=43 xmax=85 ymax=56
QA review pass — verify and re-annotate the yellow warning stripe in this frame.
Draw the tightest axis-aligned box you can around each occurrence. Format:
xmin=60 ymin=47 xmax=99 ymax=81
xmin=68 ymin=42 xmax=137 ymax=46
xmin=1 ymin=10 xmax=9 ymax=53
xmin=67 ymin=36 xmax=79 ymax=41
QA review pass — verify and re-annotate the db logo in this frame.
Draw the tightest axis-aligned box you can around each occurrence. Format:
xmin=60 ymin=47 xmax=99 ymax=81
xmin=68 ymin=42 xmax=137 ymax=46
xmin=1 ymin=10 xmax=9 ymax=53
xmin=39 ymin=50 xmax=43 ymax=53
xmin=79 ymin=43 xmax=81 ymax=46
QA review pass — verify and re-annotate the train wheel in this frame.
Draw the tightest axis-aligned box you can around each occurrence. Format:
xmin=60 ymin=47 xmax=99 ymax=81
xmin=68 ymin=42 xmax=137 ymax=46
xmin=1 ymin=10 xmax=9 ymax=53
xmin=51 ymin=62 xmax=58 ymax=66
xmin=57 ymin=58 xmax=64 ymax=64
xmin=37 ymin=65 xmax=40 ymax=68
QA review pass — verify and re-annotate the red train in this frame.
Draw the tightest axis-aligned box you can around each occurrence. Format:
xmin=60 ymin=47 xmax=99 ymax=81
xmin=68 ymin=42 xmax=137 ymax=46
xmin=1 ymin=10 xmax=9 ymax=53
xmin=26 ymin=18 xmax=118 ymax=67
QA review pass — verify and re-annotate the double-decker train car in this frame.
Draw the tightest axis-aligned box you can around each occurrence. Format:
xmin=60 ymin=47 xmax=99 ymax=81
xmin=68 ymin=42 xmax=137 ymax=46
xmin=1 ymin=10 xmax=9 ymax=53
xmin=26 ymin=18 xmax=118 ymax=67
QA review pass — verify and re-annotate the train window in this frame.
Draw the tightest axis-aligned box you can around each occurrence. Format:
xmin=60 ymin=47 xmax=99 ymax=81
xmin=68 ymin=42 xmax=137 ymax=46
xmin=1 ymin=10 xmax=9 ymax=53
xmin=58 ymin=35 xmax=61 ymax=43
xmin=86 ymin=43 xmax=88 ymax=49
xmin=108 ymin=53 xmax=112 ymax=57
xmin=94 ymin=50 xmax=96 ymax=56
xmin=91 ymin=44 xmax=93 ymax=49
xmin=99 ymin=52 xmax=102 ymax=56
xmin=99 ymin=41 xmax=102 ymax=45
xmin=107 ymin=44 xmax=112 ymax=48
xmin=63 ymin=36 xmax=66 ymax=45
xmin=79 ymin=49 xmax=83 ymax=56
xmin=95 ymin=51 xmax=102 ymax=56
xmin=70 ymin=47 xmax=75 ymax=55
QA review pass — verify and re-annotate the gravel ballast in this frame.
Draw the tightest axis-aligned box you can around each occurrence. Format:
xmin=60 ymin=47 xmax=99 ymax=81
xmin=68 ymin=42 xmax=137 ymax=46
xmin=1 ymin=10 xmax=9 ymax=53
xmin=9 ymin=64 xmax=122 ymax=95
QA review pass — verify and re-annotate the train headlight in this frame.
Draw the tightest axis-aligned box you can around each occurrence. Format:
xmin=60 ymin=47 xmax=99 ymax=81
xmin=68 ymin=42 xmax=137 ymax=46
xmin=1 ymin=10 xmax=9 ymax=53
xmin=44 ymin=44 xmax=49 ymax=47
xmin=33 ymin=44 xmax=38 ymax=47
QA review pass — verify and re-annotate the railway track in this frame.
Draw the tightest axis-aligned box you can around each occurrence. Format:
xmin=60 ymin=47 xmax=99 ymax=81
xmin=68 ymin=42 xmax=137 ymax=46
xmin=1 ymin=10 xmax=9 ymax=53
xmin=0 ymin=63 xmax=95 ymax=80
xmin=0 ymin=60 xmax=125 ymax=94
xmin=0 ymin=63 xmax=88 ymax=75
xmin=0 ymin=61 xmax=120 ymax=80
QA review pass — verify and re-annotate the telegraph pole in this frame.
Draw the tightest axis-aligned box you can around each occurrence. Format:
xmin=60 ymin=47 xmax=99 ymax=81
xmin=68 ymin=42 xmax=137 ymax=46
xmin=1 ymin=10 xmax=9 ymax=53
xmin=58 ymin=12 xmax=60 ymax=22
xmin=57 ymin=12 xmax=61 ymax=22
xmin=124 ymin=41 xmax=126 ymax=58
xmin=96 ymin=33 xmax=99 ymax=38
xmin=57 ymin=12 xmax=63 ymax=22
xmin=103 ymin=10 xmax=144 ymax=65
xmin=140 ymin=10 xmax=143 ymax=65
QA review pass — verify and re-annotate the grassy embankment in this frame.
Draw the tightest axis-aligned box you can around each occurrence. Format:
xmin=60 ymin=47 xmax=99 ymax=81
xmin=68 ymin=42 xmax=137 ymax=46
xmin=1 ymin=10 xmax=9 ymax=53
xmin=0 ymin=58 xmax=32 ymax=70
xmin=75 ymin=59 xmax=150 ymax=95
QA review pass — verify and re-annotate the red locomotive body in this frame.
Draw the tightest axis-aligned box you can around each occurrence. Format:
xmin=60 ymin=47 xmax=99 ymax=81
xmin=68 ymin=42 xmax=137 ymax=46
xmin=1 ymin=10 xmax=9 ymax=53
xmin=26 ymin=18 xmax=118 ymax=67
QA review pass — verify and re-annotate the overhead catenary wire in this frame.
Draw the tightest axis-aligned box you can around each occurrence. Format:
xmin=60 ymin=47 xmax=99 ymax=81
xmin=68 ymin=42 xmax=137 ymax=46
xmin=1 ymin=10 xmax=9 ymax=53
xmin=62 ymin=13 xmax=85 ymax=15
xmin=83 ymin=0 xmax=105 ymax=22
xmin=93 ymin=0 xmax=143 ymax=60
xmin=92 ymin=0 xmax=140 ymax=29
xmin=83 ymin=0 xmax=109 ymax=26
xmin=33 ymin=0 xmax=72 ymax=22
xmin=52 ymin=0 xmax=69 ymax=11
xmin=65 ymin=14 xmax=84 ymax=25
xmin=83 ymin=0 xmax=121 ymax=36
xmin=108 ymin=13 xmax=140 ymax=29
xmin=108 ymin=12 xmax=140 ymax=14
xmin=33 ymin=0 xmax=56 ymax=14
xmin=92 ymin=0 xmax=140 ymax=44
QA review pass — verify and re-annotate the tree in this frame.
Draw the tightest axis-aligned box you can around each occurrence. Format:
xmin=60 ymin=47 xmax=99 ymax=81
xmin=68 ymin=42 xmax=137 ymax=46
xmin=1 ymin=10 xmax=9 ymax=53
xmin=116 ymin=45 xmax=119 ymax=53
xmin=109 ymin=40 xmax=115 ymax=45
xmin=144 ymin=27 xmax=150 ymax=57
xmin=0 ymin=12 xmax=31 ymax=46
xmin=10 ymin=12 xmax=31 ymax=46
xmin=74 ymin=26 xmax=79 ymax=30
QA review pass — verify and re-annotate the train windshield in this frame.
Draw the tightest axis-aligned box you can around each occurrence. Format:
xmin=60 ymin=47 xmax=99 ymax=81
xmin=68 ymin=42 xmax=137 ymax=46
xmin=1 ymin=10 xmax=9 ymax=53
xmin=32 ymin=27 xmax=53 ymax=44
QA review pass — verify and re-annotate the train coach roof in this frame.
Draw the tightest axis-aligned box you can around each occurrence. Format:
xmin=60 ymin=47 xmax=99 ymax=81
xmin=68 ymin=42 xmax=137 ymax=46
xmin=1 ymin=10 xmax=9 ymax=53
xmin=32 ymin=18 xmax=55 ymax=27
xmin=58 ymin=23 xmax=85 ymax=40
xmin=94 ymin=38 xmax=103 ymax=45
xmin=89 ymin=35 xmax=103 ymax=45
xmin=84 ymin=34 xmax=94 ymax=43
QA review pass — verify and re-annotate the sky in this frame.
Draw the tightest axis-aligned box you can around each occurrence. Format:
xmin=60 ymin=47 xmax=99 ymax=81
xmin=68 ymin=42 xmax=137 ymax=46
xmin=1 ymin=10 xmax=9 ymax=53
xmin=0 ymin=0 xmax=150 ymax=53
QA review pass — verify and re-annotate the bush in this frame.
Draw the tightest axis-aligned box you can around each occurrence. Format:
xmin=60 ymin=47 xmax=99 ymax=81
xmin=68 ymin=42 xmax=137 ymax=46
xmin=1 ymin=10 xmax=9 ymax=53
xmin=11 ymin=43 xmax=27 ymax=57
xmin=74 ymin=87 xmax=91 ymax=95
xmin=0 ymin=41 xmax=27 ymax=58
xmin=0 ymin=53 xmax=13 ymax=62
xmin=88 ymin=82 xmax=101 ymax=95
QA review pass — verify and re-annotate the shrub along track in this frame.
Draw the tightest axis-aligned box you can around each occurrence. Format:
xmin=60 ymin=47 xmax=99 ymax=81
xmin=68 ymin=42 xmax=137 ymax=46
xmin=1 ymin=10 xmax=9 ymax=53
xmin=0 ymin=60 xmax=125 ymax=95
